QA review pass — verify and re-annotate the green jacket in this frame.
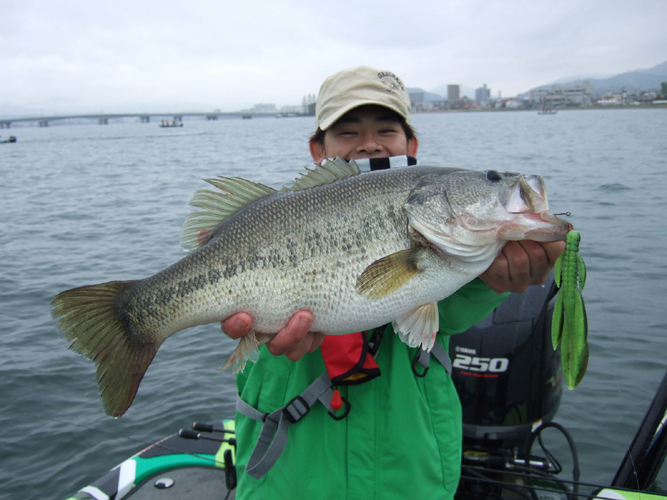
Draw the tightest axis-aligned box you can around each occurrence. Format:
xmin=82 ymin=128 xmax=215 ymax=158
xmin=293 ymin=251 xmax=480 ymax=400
xmin=235 ymin=279 xmax=507 ymax=500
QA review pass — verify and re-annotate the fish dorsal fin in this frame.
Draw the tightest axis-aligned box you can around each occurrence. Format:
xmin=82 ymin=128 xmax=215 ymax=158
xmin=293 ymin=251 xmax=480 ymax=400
xmin=180 ymin=177 xmax=277 ymax=251
xmin=181 ymin=157 xmax=359 ymax=251
xmin=282 ymin=156 xmax=361 ymax=192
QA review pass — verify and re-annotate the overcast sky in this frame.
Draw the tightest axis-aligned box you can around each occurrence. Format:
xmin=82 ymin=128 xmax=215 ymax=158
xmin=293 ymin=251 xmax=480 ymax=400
xmin=2 ymin=0 xmax=666 ymax=116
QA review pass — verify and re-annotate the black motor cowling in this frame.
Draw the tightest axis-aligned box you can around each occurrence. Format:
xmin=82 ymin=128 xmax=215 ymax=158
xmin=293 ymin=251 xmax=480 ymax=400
xmin=450 ymin=273 xmax=563 ymax=453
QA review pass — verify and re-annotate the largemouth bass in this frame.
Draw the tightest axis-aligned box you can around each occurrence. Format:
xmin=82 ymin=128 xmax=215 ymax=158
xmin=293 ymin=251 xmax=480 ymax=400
xmin=52 ymin=158 xmax=571 ymax=417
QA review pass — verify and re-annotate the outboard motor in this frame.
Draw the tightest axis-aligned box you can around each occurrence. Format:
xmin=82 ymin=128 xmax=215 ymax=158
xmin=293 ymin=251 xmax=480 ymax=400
xmin=451 ymin=272 xmax=564 ymax=499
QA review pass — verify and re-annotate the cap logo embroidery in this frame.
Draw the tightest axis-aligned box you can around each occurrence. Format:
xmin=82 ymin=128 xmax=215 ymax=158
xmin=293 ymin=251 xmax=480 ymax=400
xmin=377 ymin=71 xmax=405 ymax=93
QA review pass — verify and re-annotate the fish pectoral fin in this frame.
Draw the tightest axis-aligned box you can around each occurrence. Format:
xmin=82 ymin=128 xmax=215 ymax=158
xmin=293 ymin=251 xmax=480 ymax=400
xmin=393 ymin=302 xmax=439 ymax=351
xmin=356 ymin=248 xmax=428 ymax=299
xmin=181 ymin=177 xmax=277 ymax=251
xmin=221 ymin=330 xmax=273 ymax=374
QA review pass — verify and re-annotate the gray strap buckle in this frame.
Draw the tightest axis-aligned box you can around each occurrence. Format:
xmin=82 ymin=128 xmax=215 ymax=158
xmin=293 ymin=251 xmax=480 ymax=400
xmin=239 ymin=372 xmax=334 ymax=479
xmin=282 ymin=395 xmax=311 ymax=424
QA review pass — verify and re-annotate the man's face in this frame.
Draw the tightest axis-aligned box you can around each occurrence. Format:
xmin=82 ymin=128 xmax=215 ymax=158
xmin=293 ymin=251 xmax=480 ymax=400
xmin=310 ymin=105 xmax=418 ymax=164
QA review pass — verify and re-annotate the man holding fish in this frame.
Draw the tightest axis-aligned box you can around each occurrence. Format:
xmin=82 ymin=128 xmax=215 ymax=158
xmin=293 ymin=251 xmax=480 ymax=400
xmin=223 ymin=66 xmax=565 ymax=499
xmin=53 ymin=65 xmax=570 ymax=498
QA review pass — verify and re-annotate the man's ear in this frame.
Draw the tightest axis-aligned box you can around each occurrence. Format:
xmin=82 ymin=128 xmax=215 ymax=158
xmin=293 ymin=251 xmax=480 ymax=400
xmin=309 ymin=139 xmax=326 ymax=164
xmin=407 ymin=137 xmax=419 ymax=157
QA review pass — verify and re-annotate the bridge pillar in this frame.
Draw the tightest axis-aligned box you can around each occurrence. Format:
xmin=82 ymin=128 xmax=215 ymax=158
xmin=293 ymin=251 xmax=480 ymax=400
xmin=206 ymin=115 xmax=218 ymax=121
xmin=39 ymin=120 xmax=49 ymax=127
xmin=140 ymin=116 xmax=150 ymax=123
xmin=99 ymin=118 xmax=108 ymax=125
xmin=0 ymin=121 xmax=10 ymax=129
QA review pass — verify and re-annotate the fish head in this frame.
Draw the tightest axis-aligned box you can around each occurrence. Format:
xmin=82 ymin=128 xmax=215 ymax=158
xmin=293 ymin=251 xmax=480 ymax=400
xmin=405 ymin=168 xmax=572 ymax=258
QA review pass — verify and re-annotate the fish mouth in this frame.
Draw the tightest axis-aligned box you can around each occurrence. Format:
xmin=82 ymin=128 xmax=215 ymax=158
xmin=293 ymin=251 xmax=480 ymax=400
xmin=506 ymin=175 xmax=549 ymax=214
xmin=502 ymin=211 xmax=573 ymax=241
xmin=500 ymin=174 xmax=572 ymax=241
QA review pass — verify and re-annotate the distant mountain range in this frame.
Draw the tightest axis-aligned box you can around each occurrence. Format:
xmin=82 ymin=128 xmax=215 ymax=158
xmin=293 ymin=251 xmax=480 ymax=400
xmin=522 ymin=60 xmax=667 ymax=96
xmin=410 ymin=60 xmax=667 ymax=102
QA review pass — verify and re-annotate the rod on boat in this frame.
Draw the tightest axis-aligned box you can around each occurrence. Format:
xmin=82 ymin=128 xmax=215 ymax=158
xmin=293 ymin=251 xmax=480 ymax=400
xmin=612 ymin=367 xmax=667 ymax=490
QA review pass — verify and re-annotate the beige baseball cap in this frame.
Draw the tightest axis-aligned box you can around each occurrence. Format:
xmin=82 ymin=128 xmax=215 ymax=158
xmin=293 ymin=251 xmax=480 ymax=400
xmin=315 ymin=65 xmax=412 ymax=131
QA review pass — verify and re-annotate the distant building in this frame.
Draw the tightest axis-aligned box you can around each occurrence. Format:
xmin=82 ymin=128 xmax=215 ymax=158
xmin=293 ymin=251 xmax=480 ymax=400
xmin=475 ymin=84 xmax=491 ymax=103
xmin=301 ymin=94 xmax=317 ymax=115
xmin=409 ymin=91 xmax=425 ymax=107
xmin=279 ymin=105 xmax=301 ymax=114
xmin=495 ymin=98 xmax=526 ymax=109
xmin=450 ymin=96 xmax=476 ymax=110
xmin=250 ymin=103 xmax=277 ymax=113
xmin=530 ymin=84 xmax=593 ymax=107
xmin=595 ymin=95 xmax=624 ymax=106
xmin=429 ymin=100 xmax=449 ymax=111
xmin=447 ymin=85 xmax=460 ymax=102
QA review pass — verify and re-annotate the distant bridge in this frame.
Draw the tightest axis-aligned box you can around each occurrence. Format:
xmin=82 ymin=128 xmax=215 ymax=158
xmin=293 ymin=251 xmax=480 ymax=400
xmin=0 ymin=110 xmax=311 ymax=129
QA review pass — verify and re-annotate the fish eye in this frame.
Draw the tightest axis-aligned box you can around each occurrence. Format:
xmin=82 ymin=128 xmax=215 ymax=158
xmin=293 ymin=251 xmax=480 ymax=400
xmin=485 ymin=170 xmax=502 ymax=182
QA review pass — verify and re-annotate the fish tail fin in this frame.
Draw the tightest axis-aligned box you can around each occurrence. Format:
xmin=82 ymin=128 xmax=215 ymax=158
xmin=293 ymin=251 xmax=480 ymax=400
xmin=52 ymin=280 xmax=160 ymax=418
xmin=221 ymin=331 xmax=273 ymax=374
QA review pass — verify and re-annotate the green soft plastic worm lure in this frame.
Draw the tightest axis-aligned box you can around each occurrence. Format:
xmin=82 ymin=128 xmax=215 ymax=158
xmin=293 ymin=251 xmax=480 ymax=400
xmin=552 ymin=230 xmax=589 ymax=389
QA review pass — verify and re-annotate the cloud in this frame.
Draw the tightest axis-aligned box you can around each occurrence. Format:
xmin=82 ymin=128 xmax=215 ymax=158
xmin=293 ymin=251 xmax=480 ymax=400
xmin=1 ymin=0 xmax=666 ymax=115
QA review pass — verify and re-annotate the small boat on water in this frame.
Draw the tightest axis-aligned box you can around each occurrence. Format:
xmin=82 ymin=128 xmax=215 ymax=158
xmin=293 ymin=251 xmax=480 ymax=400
xmin=538 ymin=108 xmax=558 ymax=115
xmin=1 ymin=135 xmax=17 ymax=143
xmin=159 ymin=119 xmax=183 ymax=128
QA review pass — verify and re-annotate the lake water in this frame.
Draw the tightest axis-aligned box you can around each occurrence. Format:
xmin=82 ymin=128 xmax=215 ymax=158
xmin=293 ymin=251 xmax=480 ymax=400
xmin=1 ymin=108 xmax=666 ymax=498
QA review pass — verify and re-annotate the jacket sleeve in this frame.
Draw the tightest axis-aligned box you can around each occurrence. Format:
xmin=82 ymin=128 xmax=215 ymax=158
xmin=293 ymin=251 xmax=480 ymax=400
xmin=438 ymin=279 xmax=509 ymax=336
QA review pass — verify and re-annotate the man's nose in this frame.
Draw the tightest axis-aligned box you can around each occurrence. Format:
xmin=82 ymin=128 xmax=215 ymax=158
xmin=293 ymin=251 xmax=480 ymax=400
xmin=356 ymin=132 xmax=382 ymax=153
